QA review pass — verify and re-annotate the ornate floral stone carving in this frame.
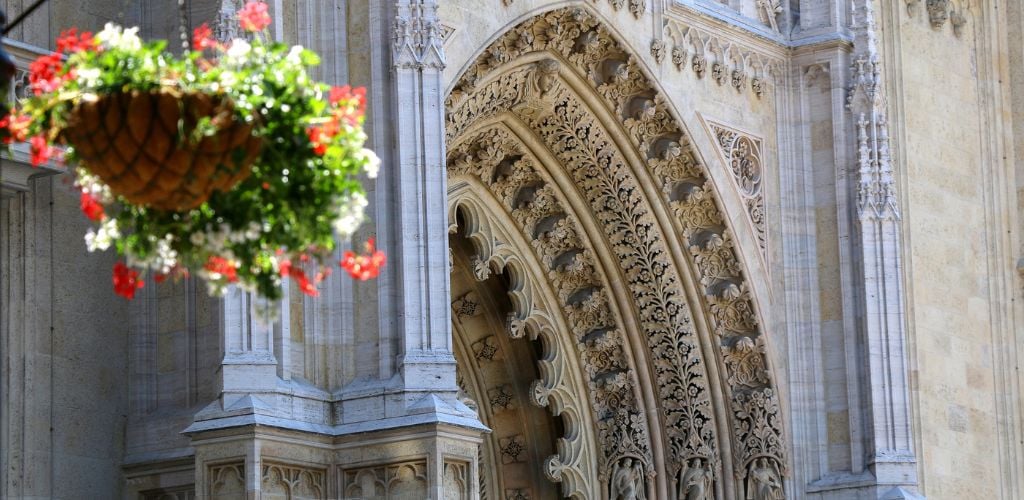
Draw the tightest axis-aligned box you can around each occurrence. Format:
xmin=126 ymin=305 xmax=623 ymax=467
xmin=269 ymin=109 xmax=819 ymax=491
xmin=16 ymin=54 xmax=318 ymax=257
xmin=499 ymin=435 xmax=527 ymax=463
xmin=707 ymin=121 xmax=767 ymax=256
xmin=927 ymin=0 xmax=950 ymax=28
xmin=663 ymin=18 xmax=782 ymax=97
xmin=446 ymin=6 xmax=787 ymax=492
xmin=452 ymin=291 xmax=480 ymax=319
xmin=472 ymin=335 xmax=502 ymax=363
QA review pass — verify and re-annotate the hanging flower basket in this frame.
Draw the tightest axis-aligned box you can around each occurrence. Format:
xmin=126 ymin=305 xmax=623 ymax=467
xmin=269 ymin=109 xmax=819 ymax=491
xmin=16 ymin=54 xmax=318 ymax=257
xmin=3 ymin=1 xmax=385 ymax=301
xmin=64 ymin=90 xmax=262 ymax=211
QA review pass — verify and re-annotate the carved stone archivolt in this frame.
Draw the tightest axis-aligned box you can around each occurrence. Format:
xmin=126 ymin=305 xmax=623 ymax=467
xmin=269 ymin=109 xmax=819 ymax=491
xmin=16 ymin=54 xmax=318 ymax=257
xmin=446 ymin=6 xmax=787 ymax=497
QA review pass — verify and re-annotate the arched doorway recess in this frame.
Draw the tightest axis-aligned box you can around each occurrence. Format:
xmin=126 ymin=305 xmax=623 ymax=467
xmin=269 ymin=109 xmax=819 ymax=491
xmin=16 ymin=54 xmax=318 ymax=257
xmin=445 ymin=7 xmax=787 ymax=499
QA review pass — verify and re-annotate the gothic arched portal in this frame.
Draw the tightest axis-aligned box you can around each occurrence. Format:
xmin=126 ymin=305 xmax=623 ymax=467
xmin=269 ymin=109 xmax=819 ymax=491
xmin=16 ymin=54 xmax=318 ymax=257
xmin=445 ymin=7 xmax=787 ymax=500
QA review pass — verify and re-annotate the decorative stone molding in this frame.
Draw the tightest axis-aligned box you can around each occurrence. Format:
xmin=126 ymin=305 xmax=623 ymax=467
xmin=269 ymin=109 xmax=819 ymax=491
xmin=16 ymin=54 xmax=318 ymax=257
xmin=705 ymin=120 xmax=767 ymax=257
xmin=844 ymin=0 xmax=922 ymax=493
xmin=261 ymin=463 xmax=325 ymax=499
xmin=342 ymin=461 xmax=429 ymax=498
xmin=452 ymin=291 xmax=481 ymax=319
xmin=803 ymin=62 xmax=831 ymax=90
xmin=662 ymin=18 xmax=782 ymax=99
xmin=446 ymin=7 xmax=788 ymax=494
xmin=756 ymin=0 xmax=783 ymax=33
xmin=393 ymin=1 xmax=445 ymax=69
xmin=208 ymin=463 xmax=245 ymax=498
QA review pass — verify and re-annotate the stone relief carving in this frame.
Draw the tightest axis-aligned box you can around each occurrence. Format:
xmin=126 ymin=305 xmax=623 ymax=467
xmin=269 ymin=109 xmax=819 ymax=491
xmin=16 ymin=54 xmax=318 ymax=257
xmin=449 ymin=128 xmax=648 ymax=498
xmin=452 ymin=291 xmax=481 ymax=319
xmin=662 ymin=18 xmax=782 ymax=99
xmin=743 ymin=457 xmax=784 ymax=499
xmin=393 ymin=2 xmax=445 ymax=69
xmin=910 ymin=0 xmax=969 ymax=37
xmin=499 ymin=435 xmax=527 ymax=463
xmin=722 ymin=336 xmax=769 ymax=388
xmin=707 ymin=121 xmax=767 ymax=256
xmin=208 ymin=463 xmax=245 ymax=499
xmin=756 ymin=0 xmax=783 ymax=33
xmin=487 ymin=384 xmax=516 ymax=413
xmin=678 ymin=457 xmax=714 ymax=500
xmin=443 ymin=461 xmax=470 ymax=500
xmin=926 ymin=0 xmax=950 ymax=28
xmin=650 ymin=39 xmax=666 ymax=64
xmin=446 ymin=6 xmax=787 ymax=491
xmin=505 ymin=489 xmax=530 ymax=500
xmin=261 ymin=463 xmax=325 ymax=500
xmin=609 ymin=457 xmax=648 ymax=499
xmin=472 ymin=335 xmax=502 ymax=362
xmin=342 ymin=461 xmax=428 ymax=499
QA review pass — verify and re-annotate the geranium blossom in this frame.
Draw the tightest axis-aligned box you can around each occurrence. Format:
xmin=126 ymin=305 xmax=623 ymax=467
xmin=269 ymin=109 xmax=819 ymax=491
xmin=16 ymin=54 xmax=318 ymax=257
xmin=340 ymin=238 xmax=386 ymax=280
xmin=79 ymin=191 xmax=105 ymax=221
xmin=28 ymin=53 xmax=66 ymax=95
xmin=238 ymin=2 xmax=272 ymax=32
xmin=29 ymin=135 xmax=51 ymax=166
xmin=204 ymin=255 xmax=239 ymax=283
xmin=112 ymin=262 xmax=144 ymax=299
xmin=192 ymin=23 xmax=215 ymax=50
xmin=56 ymin=28 xmax=95 ymax=53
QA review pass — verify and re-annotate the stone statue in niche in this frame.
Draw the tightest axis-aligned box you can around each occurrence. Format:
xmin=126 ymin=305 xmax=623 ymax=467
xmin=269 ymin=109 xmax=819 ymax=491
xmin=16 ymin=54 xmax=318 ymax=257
xmin=746 ymin=458 xmax=784 ymax=500
xmin=678 ymin=458 xmax=713 ymax=500
xmin=609 ymin=457 xmax=647 ymax=500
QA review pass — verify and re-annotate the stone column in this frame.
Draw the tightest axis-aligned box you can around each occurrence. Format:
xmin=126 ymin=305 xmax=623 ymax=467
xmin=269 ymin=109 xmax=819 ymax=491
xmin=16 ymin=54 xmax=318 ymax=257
xmin=846 ymin=1 xmax=922 ymax=497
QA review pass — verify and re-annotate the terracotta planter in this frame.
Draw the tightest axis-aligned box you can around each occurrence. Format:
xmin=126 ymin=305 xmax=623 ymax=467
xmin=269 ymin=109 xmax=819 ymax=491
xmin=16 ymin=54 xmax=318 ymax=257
xmin=63 ymin=90 xmax=262 ymax=211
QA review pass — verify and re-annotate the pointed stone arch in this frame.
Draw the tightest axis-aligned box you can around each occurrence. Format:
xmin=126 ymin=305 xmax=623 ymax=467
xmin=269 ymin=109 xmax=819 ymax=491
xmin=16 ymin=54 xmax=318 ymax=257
xmin=445 ymin=6 xmax=787 ymax=499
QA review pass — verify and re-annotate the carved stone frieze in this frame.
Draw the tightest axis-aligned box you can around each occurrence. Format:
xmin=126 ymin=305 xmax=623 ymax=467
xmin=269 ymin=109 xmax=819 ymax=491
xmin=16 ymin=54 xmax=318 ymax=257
xmin=261 ymin=463 xmax=326 ymax=499
xmin=706 ymin=121 xmax=768 ymax=256
xmin=452 ymin=291 xmax=481 ymax=319
xmin=446 ymin=6 xmax=787 ymax=489
xmin=662 ymin=18 xmax=782 ymax=99
xmin=342 ymin=461 xmax=428 ymax=498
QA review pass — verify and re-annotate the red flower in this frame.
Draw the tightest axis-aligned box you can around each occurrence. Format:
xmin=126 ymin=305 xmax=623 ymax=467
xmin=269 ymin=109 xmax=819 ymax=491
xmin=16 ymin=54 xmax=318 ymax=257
xmin=238 ymin=1 xmax=272 ymax=32
xmin=204 ymin=256 xmax=239 ymax=282
xmin=339 ymin=238 xmax=386 ymax=280
xmin=278 ymin=259 xmax=319 ymax=296
xmin=6 ymin=113 xmax=31 ymax=143
xmin=113 ymin=262 xmax=144 ymax=299
xmin=28 ymin=53 xmax=65 ymax=95
xmin=328 ymin=85 xmax=366 ymax=125
xmin=29 ymin=135 xmax=51 ymax=166
xmin=79 ymin=191 xmax=105 ymax=221
xmin=192 ymin=23 xmax=215 ymax=50
xmin=56 ymin=28 xmax=95 ymax=53
xmin=306 ymin=125 xmax=328 ymax=155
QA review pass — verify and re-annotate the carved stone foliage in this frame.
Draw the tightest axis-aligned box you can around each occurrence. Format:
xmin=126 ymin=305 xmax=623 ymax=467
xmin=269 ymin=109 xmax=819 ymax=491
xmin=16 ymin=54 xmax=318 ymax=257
xmin=445 ymin=6 xmax=787 ymax=488
xmin=261 ymin=463 xmax=326 ymax=500
xmin=707 ymin=122 xmax=767 ymax=256
xmin=449 ymin=127 xmax=649 ymax=499
xmin=660 ymin=18 xmax=783 ymax=99
xmin=452 ymin=291 xmax=481 ymax=319
xmin=342 ymin=461 xmax=428 ymax=499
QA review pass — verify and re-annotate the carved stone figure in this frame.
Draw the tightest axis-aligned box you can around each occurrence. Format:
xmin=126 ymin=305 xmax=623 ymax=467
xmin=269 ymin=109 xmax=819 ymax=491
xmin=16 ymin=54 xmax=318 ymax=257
xmin=610 ymin=458 xmax=647 ymax=500
xmin=746 ymin=458 xmax=784 ymax=500
xmin=678 ymin=458 xmax=713 ymax=500
xmin=926 ymin=0 xmax=950 ymax=28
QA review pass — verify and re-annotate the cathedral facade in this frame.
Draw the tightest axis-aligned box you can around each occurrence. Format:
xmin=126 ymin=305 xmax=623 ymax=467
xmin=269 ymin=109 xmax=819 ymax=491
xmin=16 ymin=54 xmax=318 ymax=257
xmin=2 ymin=0 xmax=1023 ymax=499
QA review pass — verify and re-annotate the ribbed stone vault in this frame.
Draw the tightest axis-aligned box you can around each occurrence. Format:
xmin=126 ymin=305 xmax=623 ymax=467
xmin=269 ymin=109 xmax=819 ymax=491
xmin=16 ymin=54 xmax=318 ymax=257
xmin=445 ymin=6 xmax=787 ymax=500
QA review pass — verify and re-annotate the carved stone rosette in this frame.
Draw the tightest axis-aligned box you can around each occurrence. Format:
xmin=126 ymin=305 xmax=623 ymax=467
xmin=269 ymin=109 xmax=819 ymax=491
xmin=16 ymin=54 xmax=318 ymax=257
xmin=446 ymin=6 xmax=787 ymax=495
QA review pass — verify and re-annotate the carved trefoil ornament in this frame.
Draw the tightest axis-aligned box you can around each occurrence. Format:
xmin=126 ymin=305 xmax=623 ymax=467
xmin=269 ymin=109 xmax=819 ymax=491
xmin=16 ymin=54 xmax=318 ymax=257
xmin=705 ymin=120 xmax=768 ymax=258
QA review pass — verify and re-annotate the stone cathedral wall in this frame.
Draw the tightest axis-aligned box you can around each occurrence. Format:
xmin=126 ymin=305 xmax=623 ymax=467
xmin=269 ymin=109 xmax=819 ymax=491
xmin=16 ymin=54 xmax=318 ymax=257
xmin=883 ymin=1 xmax=1024 ymax=498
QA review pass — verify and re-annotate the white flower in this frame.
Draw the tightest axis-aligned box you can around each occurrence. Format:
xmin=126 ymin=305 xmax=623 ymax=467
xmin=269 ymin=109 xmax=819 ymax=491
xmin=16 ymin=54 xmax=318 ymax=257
xmin=190 ymin=231 xmax=205 ymax=246
xmin=358 ymin=148 xmax=381 ymax=179
xmin=84 ymin=218 xmax=120 ymax=252
xmin=95 ymin=23 xmax=141 ymax=52
xmin=332 ymin=192 xmax=368 ymax=238
xmin=219 ymin=70 xmax=237 ymax=88
xmin=77 ymin=67 xmax=101 ymax=88
xmin=225 ymin=39 xmax=251 ymax=64
xmin=285 ymin=45 xmax=304 ymax=66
